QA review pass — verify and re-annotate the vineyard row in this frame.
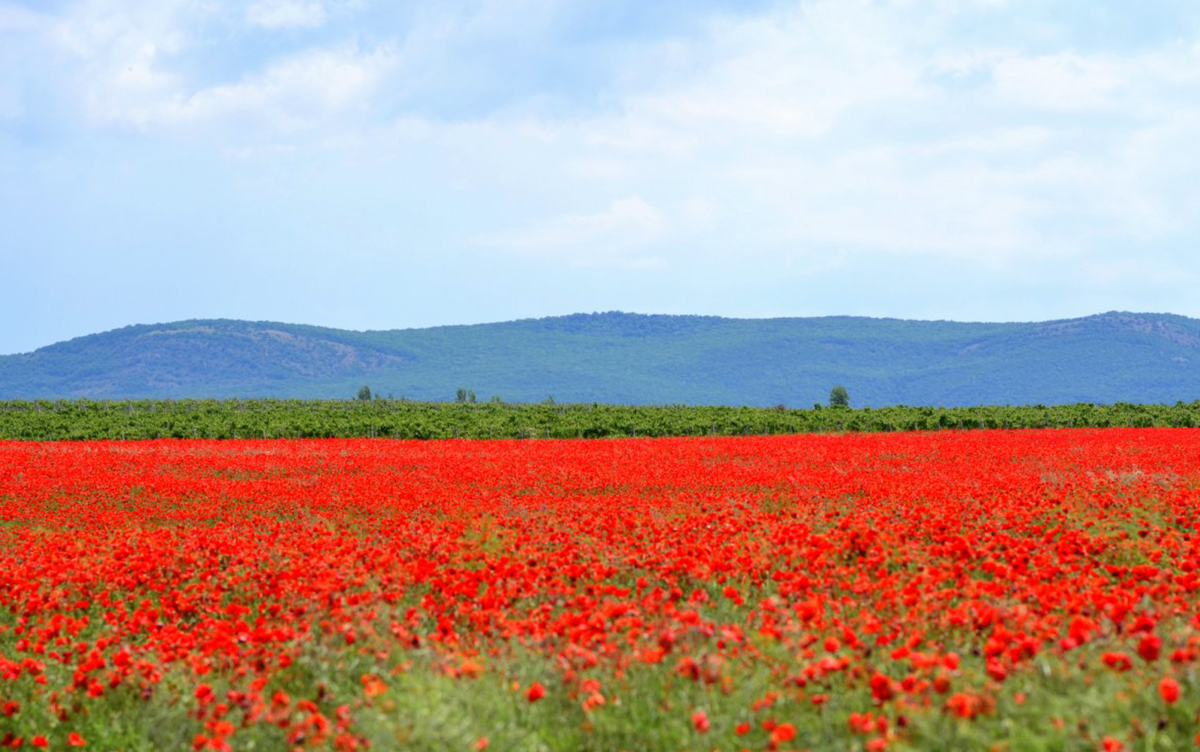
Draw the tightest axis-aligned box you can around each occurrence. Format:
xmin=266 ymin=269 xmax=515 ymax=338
xmin=2 ymin=398 xmax=1199 ymax=440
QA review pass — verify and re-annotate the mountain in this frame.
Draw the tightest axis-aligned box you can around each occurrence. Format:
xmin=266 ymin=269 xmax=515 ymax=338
xmin=1 ymin=312 xmax=1198 ymax=406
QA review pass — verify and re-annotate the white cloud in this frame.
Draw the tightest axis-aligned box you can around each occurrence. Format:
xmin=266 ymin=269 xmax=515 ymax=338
xmin=14 ymin=0 xmax=1200 ymax=294
xmin=88 ymin=42 xmax=397 ymax=132
xmin=992 ymin=52 xmax=1124 ymax=110
xmin=594 ymin=1 xmax=929 ymax=149
xmin=326 ymin=0 xmax=1199 ymax=276
xmin=530 ymin=2 xmax=1200 ymax=267
xmin=479 ymin=197 xmax=667 ymax=268
xmin=179 ymin=45 xmax=393 ymax=123
xmin=52 ymin=0 xmax=192 ymax=61
xmin=246 ymin=0 xmax=327 ymax=30
xmin=47 ymin=0 xmax=197 ymax=129
xmin=38 ymin=0 xmax=396 ymax=136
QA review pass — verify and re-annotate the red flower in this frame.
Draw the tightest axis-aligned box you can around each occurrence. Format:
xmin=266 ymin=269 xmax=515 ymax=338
xmin=526 ymin=682 xmax=546 ymax=703
xmin=945 ymin=692 xmax=983 ymax=719
xmin=1138 ymin=634 xmax=1162 ymax=662
xmin=771 ymin=722 xmax=797 ymax=745
xmin=870 ymin=672 xmax=895 ymax=702
xmin=1159 ymin=676 xmax=1181 ymax=704
xmin=1102 ymin=652 xmax=1133 ymax=672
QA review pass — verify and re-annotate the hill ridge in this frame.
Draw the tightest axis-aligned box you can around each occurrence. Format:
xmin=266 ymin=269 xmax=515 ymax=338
xmin=2 ymin=311 xmax=1198 ymax=406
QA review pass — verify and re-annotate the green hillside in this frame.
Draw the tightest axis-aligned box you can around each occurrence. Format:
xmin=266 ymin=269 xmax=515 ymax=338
xmin=1 ymin=311 xmax=1198 ymax=406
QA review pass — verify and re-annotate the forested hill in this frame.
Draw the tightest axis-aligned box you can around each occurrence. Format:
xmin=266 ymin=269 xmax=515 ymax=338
xmin=1 ymin=311 xmax=1199 ymax=406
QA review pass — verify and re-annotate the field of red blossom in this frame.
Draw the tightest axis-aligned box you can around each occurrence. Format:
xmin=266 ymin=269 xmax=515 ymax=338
xmin=2 ymin=430 xmax=1199 ymax=751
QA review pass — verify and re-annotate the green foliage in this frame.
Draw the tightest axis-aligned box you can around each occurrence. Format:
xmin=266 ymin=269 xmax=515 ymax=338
xmin=829 ymin=384 xmax=849 ymax=407
xmin=0 ymin=398 xmax=1198 ymax=441
xmin=357 ymin=385 xmax=372 ymax=401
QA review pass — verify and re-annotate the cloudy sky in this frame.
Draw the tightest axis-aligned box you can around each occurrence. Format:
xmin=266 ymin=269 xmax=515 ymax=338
xmin=2 ymin=0 xmax=1199 ymax=353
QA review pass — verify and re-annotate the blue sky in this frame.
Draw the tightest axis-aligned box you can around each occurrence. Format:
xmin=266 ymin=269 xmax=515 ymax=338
xmin=2 ymin=0 xmax=1200 ymax=354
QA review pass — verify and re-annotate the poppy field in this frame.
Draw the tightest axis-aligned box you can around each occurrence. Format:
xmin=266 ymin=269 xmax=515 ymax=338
xmin=2 ymin=429 xmax=1199 ymax=750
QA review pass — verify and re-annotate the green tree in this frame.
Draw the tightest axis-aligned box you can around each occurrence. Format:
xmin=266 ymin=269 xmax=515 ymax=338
xmin=829 ymin=385 xmax=849 ymax=408
xmin=356 ymin=385 xmax=372 ymax=401
xmin=456 ymin=387 xmax=467 ymax=403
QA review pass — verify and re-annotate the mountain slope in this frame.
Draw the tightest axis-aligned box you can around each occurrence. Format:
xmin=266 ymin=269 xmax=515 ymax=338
xmin=1 ymin=312 xmax=1198 ymax=406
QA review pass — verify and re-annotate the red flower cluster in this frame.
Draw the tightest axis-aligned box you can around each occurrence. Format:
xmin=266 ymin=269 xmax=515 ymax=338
xmin=0 ymin=429 xmax=1197 ymax=748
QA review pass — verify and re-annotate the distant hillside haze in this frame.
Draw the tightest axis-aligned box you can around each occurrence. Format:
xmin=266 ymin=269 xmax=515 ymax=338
xmin=1 ymin=312 xmax=1198 ymax=406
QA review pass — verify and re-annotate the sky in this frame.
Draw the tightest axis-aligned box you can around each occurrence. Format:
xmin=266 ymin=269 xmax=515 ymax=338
xmin=2 ymin=0 xmax=1200 ymax=354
